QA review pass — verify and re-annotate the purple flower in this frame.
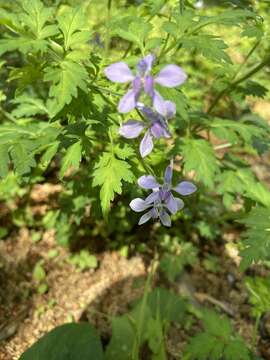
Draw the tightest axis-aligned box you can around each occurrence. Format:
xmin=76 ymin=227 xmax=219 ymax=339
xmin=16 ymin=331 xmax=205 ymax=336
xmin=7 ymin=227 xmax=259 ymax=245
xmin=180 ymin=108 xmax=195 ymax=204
xmin=119 ymin=101 xmax=176 ymax=158
xmin=130 ymin=160 xmax=197 ymax=226
xmin=104 ymin=54 xmax=187 ymax=114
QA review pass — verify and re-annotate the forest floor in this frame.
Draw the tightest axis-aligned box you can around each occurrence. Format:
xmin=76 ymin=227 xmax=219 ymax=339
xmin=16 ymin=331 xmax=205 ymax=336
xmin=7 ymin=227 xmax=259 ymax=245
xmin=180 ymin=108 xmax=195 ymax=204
xmin=0 ymin=101 xmax=270 ymax=360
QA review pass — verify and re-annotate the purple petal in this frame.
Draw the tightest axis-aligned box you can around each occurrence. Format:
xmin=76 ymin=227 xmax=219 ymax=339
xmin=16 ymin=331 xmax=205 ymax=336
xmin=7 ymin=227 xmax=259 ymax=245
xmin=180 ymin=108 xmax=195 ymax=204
xmin=104 ymin=62 xmax=134 ymax=83
xmin=174 ymin=181 xmax=197 ymax=196
xmin=175 ymin=198 xmax=185 ymax=211
xmin=138 ymin=209 xmax=153 ymax=225
xmin=153 ymin=90 xmax=166 ymax=115
xmin=164 ymin=160 xmax=173 ymax=184
xmin=145 ymin=191 xmax=160 ymax=204
xmin=164 ymin=101 xmax=176 ymax=119
xmin=140 ymin=130 xmax=153 ymax=158
xmin=132 ymin=76 xmax=142 ymax=97
xmin=118 ymin=90 xmax=136 ymax=113
xmin=159 ymin=209 xmax=171 ymax=227
xmin=130 ymin=198 xmax=151 ymax=212
xmin=155 ymin=65 xmax=187 ymax=87
xmin=144 ymin=75 xmax=154 ymax=97
xmin=150 ymin=120 xmax=169 ymax=139
xmin=165 ymin=193 xmax=179 ymax=215
xmin=119 ymin=120 xmax=145 ymax=139
xmin=137 ymin=54 xmax=155 ymax=75
xmin=138 ymin=175 xmax=159 ymax=189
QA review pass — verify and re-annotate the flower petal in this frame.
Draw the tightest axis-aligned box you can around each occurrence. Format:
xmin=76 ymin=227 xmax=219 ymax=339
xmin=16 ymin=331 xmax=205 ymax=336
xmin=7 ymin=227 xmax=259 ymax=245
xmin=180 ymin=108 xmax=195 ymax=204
xmin=138 ymin=210 xmax=153 ymax=225
xmin=164 ymin=101 xmax=176 ymax=119
xmin=164 ymin=160 xmax=173 ymax=184
xmin=150 ymin=120 xmax=169 ymax=139
xmin=144 ymin=75 xmax=154 ymax=97
xmin=153 ymin=90 xmax=166 ymax=115
xmin=175 ymin=197 xmax=185 ymax=211
xmin=174 ymin=181 xmax=197 ymax=196
xmin=129 ymin=198 xmax=150 ymax=212
xmin=145 ymin=191 xmax=160 ymax=204
xmin=118 ymin=90 xmax=136 ymax=113
xmin=159 ymin=209 xmax=171 ymax=227
xmin=155 ymin=65 xmax=187 ymax=87
xmin=138 ymin=175 xmax=160 ymax=189
xmin=119 ymin=120 xmax=145 ymax=139
xmin=140 ymin=130 xmax=153 ymax=158
xmin=165 ymin=193 xmax=179 ymax=214
xmin=137 ymin=54 xmax=155 ymax=75
xmin=104 ymin=62 xmax=134 ymax=83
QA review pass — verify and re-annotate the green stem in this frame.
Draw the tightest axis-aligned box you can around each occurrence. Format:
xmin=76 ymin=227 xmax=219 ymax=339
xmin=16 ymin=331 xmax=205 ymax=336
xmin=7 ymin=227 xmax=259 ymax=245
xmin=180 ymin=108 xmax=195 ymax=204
xmin=105 ymin=0 xmax=112 ymax=58
xmin=179 ymin=0 xmax=185 ymax=15
xmin=132 ymin=258 xmax=158 ymax=360
xmin=207 ymin=53 xmax=270 ymax=114
xmin=252 ymin=314 xmax=260 ymax=351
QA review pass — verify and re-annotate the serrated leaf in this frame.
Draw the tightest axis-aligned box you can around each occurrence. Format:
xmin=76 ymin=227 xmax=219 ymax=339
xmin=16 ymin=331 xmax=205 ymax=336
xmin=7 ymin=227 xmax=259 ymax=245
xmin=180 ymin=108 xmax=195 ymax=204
xmin=59 ymin=141 xmax=82 ymax=179
xmin=0 ymin=144 xmax=10 ymax=178
xmin=10 ymin=143 xmax=36 ymax=176
xmin=57 ymin=6 xmax=89 ymax=50
xmin=93 ymin=152 xmax=134 ymax=215
xmin=12 ymin=95 xmax=49 ymax=118
xmin=181 ymin=35 xmax=231 ymax=63
xmin=44 ymin=60 xmax=88 ymax=116
xmin=181 ymin=138 xmax=219 ymax=188
xmin=239 ymin=207 xmax=270 ymax=270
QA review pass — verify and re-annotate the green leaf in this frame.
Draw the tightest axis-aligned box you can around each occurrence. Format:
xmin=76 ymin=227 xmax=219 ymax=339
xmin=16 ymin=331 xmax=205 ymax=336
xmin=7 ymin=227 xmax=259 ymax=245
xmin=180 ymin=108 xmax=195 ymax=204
xmin=57 ymin=6 xmax=90 ymax=51
xmin=10 ymin=143 xmax=36 ymax=176
xmin=93 ymin=152 xmax=134 ymax=215
xmin=59 ymin=141 xmax=82 ymax=179
xmin=19 ymin=323 xmax=104 ymax=360
xmin=181 ymin=138 xmax=219 ymax=188
xmin=0 ymin=144 xmax=10 ymax=178
xmin=0 ymin=0 xmax=58 ymax=55
xmin=44 ymin=60 xmax=89 ymax=116
xmin=12 ymin=95 xmax=49 ymax=118
xmin=245 ymin=276 xmax=270 ymax=317
xmin=181 ymin=35 xmax=231 ymax=63
xmin=239 ymin=207 xmax=270 ymax=270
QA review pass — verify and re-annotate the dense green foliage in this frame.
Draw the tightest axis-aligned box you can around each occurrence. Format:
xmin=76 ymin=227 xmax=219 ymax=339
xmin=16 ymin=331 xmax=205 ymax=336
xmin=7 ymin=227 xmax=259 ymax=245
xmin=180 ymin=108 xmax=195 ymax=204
xmin=1 ymin=0 xmax=270 ymax=358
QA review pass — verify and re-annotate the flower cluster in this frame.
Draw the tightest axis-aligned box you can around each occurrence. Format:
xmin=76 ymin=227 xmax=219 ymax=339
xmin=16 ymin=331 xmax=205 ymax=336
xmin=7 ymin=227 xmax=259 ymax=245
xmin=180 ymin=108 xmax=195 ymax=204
xmin=104 ymin=54 xmax=197 ymax=226
xmin=129 ymin=161 xmax=197 ymax=227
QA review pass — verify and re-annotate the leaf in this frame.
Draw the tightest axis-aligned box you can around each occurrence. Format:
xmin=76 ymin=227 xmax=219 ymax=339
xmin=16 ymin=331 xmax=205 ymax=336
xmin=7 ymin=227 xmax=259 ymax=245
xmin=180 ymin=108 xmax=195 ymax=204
xmin=19 ymin=323 xmax=104 ymax=360
xmin=181 ymin=35 xmax=231 ymax=63
xmin=59 ymin=141 xmax=82 ymax=179
xmin=111 ymin=16 xmax=152 ymax=50
xmin=0 ymin=144 xmax=10 ymax=178
xmin=239 ymin=207 xmax=270 ymax=270
xmin=245 ymin=276 xmax=270 ymax=317
xmin=10 ymin=143 xmax=36 ymax=176
xmin=11 ymin=95 xmax=49 ymax=118
xmin=44 ymin=60 xmax=89 ymax=116
xmin=181 ymin=138 xmax=219 ymax=188
xmin=185 ymin=310 xmax=250 ymax=360
xmin=57 ymin=6 xmax=90 ymax=50
xmin=0 ymin=0 xmax=58 ymax=55
xmin=211 ymin=118 xmax=266 ymax=144
xmin=92 ymin=152 xmax=134 ymax=215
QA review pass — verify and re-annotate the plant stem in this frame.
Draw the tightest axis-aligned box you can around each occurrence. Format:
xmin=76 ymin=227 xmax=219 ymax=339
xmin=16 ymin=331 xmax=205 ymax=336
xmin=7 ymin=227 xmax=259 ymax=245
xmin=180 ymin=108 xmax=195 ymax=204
xmin=207 ymin=52 xmax=270 ymax=114
xmin=132 ymin=257 xmax=158 ymax=360
xmin=105 ymin=0 xmax=112 ymax=58
xmin=252 ymin=314 xmax=260 ymax=351
xmin=179 ymin=0 xmax=185 ymax=15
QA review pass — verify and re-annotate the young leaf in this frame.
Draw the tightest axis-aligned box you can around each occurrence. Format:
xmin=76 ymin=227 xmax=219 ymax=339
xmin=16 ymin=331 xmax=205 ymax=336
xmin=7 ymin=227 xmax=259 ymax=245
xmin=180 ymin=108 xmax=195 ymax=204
xmin=92 ymin=152 xmax=134 ymax=215
xmin=44 ymin=60 xmax=89 ymax=116
xmin=181 ymin=138 xmax=219 ymax=188
xmin=239 ymin=206 xmax=270 ymax=270
xmin=59 ymin=141 xmax=82 ymax=179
